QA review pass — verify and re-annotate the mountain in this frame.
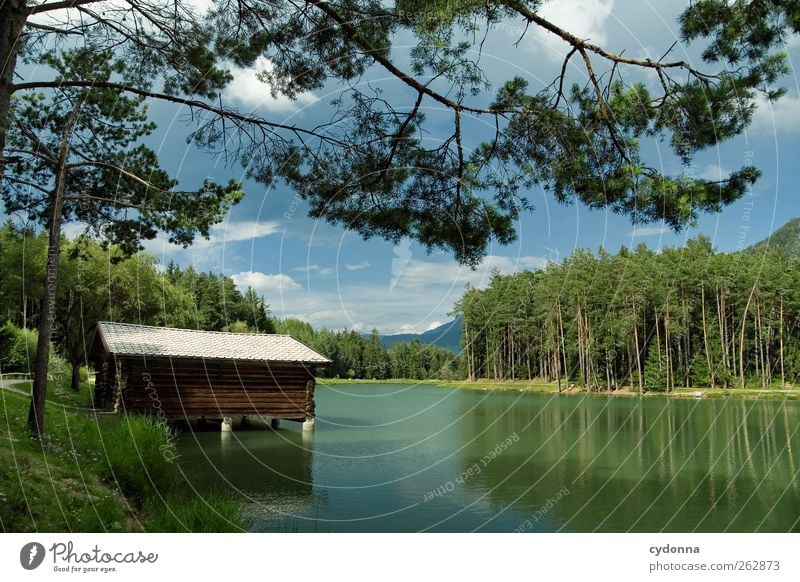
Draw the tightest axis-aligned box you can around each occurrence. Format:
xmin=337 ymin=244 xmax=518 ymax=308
xmin=376 ymin=316 xmax=462 ymax=353
xmin=747 ymin=217 xmax=800 ymax=257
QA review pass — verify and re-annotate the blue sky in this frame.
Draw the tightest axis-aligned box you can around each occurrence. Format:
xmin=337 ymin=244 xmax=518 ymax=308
xmin=38 ymin=1 xmax=800 ymax=333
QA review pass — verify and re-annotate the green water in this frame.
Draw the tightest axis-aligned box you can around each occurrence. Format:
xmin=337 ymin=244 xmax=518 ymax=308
xmin=176 ymin=384 xmax=800 ymax=532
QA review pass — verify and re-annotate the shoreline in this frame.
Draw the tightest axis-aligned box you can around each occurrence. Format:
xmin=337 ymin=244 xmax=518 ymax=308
xmin=0 ymin=383 xmax=246 ymax=532
xmin=319 ymin=378 xmax=800 ymax=401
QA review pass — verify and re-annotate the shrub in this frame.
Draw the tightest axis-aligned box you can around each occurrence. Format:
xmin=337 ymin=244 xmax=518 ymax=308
xmin=643 ymin=342 xmax=669 ymax=392
xmin=141 ymin=491 xmax=246 ymax=532
xmin=0 ymin=321 xmax=27 ymax=371
xmin=101 ymin=416 xmax=178 ymax=502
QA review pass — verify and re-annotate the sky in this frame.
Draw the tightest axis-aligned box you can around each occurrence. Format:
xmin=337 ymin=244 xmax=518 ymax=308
xmin=32 ymin=1 xmax=800 ymax=334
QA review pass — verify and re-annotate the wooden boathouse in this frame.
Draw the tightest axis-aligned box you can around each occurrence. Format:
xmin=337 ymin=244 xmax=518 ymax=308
xmin=90 ymin=322 xmax=330 ymax=430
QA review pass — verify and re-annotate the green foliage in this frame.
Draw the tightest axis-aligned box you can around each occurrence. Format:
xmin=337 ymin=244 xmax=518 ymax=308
xmin=140 ymin=491 xmax=246 ymax=533
xmin=274 ymin=318 xmax=463 ymax=381
xmin=0 ymin=388 xmax=245 ymax=532
xmin=747 ymin=217 xmax=800 ymax=259
xmin=97 ymin=417 xmax=178 ymax=503
xmin=0 ymin=321 xmax=59 ymax=375
xmin=5 ymin=48 xmax=244 ymax=256
xmin=165 ymin=263 xmax=275 ymax=332
xmin=455 ymin=230 xmax=800 ymax=390
xmin=0 ymin=222 xmax=47 ymax=326
xmin=643 ymin=343 xmax=669 ymax=392
xmin=0 ymin=320 xmax=26 ymax=370
xmin=0 ymin=230 xmax=277 ymax=387
xmin=4 ymin=1 xmax=797 ymax=266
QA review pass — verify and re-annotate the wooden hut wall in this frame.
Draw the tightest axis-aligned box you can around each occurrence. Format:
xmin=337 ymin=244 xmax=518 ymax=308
xmin=92 ymin=354 xmax=115 ymax=410
xmin=117 ymin=357 xmax=315 ymax=420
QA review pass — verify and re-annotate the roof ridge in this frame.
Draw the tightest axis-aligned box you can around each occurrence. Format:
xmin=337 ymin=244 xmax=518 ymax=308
xmin=97 ymin=321 xmax=293 ymax=338
xmin=94 ymin=321 xmax=331 ymax=363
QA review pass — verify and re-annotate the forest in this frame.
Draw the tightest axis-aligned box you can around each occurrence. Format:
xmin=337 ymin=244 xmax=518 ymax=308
xmin=0 ymin=221 xmax=459 ymax=386
xmin=4 ymin=219 xmax=800 ymax=392
xmin=454 ymin=233 xmax=800 ymax=392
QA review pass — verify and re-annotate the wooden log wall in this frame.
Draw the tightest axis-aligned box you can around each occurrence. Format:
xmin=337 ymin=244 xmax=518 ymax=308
xmin=93 ymin=355 xmax=114 ymax=409
xmin=115 ymin=357 xmax=316 ymax=421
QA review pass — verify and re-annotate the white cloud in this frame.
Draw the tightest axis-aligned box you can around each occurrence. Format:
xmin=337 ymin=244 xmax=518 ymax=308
xmin=231 ymin=271 xmax=302 ymax=294
xmin=140 ymin=219 xmax=281 ymax=270
xmin=391 ymin=254 xmax=548 ymax=292
xmin=209 ymin=221 xmax=281 ymax=244
xmin=698 ymin=164 xmax=731 ymax=181
xmin=292 ymin=264 xmax=334 ymax=276
xmin=527 ymin=0 xmax=615 ymax=61
xmin=345 ymin=261 xmax=371 ymax=271
xmin=62 ymin=222 xmax=88 ymax=239
xmin=628 ymin=225 xmax=669 ymax=237
xmin=268 ymin=254 xmax=547 ymax=334
xmin=750 ymin=95 xmax=800 ymax=135
xmin=224 ymin=57 xmax=317 ymax=113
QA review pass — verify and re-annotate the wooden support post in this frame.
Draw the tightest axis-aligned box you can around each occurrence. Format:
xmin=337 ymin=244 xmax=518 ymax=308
xmin=112 ymin=359 xmax=125 ymax=413
xmin=270 ymin=418 xmax=281 ymax=429
xmin=221 ymin=417 xmax=233 ymax=432
xmin=303 ymin=378 xmax=316 ymax=431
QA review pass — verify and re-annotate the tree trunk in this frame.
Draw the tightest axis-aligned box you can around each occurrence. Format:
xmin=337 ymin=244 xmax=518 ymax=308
xmin=633 ymin=311 xmax=643 ymax=394
xmin=0 ymin=0 xmax=28 ymax=180
xmin=739 ymin=283 xmax=757 ymax=390
xmin=780 ymin=296 xmax=785 ymax=388
xmin=557 ymin=301 xmax=568 ymax=385
xmin=701 ymin=284 xmax=714 ymax=387
xmin=664 ymin=305 xmax=672 ymax=392
xmin=577 ymin=304 xmax=586 ymax=387
xmin=654 ymin=307 xmax=662 ymax=368
xmin=716 ymin=286 xmax=729 ymax=380
xmin=28 ymin=196 xmax=65 ymax=436
xmin=555 ymin=349 xmax=561 ymax=393
xmin=70 ymin=360 xmax=81 ymax=393
xmin=27 ymin=105 xmax=79 ymax=437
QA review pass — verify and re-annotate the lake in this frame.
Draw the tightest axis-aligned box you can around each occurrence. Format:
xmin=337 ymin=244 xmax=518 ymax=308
xmin=176 ymin=383 xmax=800 ymax=532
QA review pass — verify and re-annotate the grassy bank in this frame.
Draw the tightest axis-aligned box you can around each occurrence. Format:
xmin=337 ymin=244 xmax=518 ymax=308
xmin=323 ymin=377 xmax=800 ymax=401
xmin=436 ymin=378 xmax=800 ymax=400
xmin=0 ymin=382 xmax=246 ymax=532
xmin=318 ymin=377 xmax=444 ymax=386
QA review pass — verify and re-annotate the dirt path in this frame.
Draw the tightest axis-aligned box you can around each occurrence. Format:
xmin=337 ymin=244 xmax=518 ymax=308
xmin=0 ymin=377 xmax=30 ymax=396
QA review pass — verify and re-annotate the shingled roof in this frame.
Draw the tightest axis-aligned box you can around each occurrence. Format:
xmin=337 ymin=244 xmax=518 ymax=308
xmin=94 ymin=322 xmax=331 ymax=364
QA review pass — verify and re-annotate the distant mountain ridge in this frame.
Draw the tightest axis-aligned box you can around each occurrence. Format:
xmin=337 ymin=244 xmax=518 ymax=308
xmin=747 ymin=217 xmax=800 ymax=257
xmin=374 ymin=316 xmax=462 ymax=353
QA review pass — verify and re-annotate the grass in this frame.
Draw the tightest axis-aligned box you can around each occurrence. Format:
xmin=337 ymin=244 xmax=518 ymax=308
xmin=437 ymin=378 xmax=800 ymax=400
xmin=0 ymin=382 xmax=247 ymax=532
xmin=318 ymin=377 xmax=444 ymax=385
xmin=322 ymin=377 xmax=800 ymax=401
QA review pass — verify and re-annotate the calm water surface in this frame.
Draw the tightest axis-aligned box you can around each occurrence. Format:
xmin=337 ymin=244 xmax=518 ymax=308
xmin=176 ymin=384 xmax=800 ymax=532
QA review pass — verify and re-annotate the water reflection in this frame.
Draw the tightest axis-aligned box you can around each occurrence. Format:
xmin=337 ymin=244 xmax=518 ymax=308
xmin=176 ymin=386 xmax=800 ymax=532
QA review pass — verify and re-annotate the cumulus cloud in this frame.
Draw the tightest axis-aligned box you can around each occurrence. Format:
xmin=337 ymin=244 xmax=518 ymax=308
xmin=140 ymin=219 xmax=281 ymax=267
xmin=698 ymin=164 xmax=731 ymax=182
xmin=224 ymin=57 xmax=317 ymax=113
xmin=209 ymin=221 xmax=281 ymax=244
xmin=271 ymin=254 xmax=548 ymax=333
xmin=231 ymin=271 xmax=302 ymax=294
xmin=292 ymin=264 xmax=334 ymax=276
xmin=391 ymin=255 xmax=548 ymax=292
xmin=345 ymin=261 xmax=371 ymax=271
xmin=527 ymin=0 xmax=615 ymax=61
xmin=628 ymin=225 xmax=669 ymax=237
xmin=750 ymin=95 xmax=800 ymax=135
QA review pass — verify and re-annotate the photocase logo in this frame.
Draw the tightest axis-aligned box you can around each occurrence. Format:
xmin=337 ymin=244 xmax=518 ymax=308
xmin=20 ymin=542 xmax=46 ymax=570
